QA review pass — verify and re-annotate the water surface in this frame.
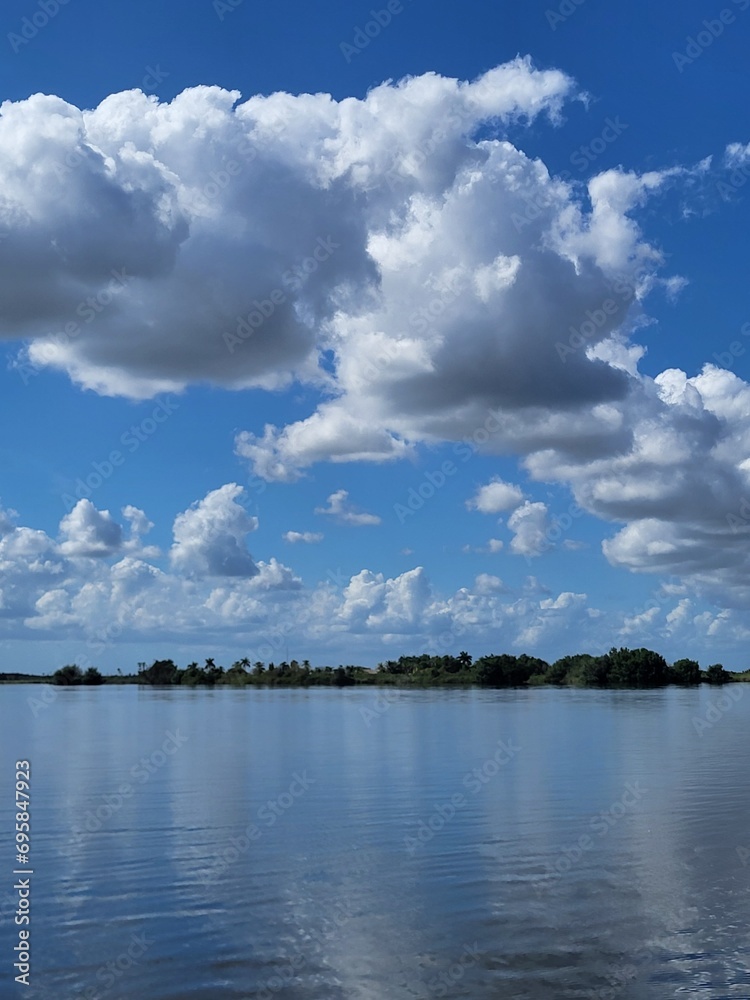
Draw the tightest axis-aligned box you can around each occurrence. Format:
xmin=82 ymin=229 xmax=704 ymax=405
xmin=1 ymin=684 xmax=749 ymax=998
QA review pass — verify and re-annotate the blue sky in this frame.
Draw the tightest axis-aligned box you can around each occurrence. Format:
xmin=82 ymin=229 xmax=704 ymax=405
xmin=1 ymin=0 xmax=750 ymax=672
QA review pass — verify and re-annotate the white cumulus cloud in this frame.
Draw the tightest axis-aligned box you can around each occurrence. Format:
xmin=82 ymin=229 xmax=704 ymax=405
xmin=59 ymin=501 xmax=123 ymax=558
xmin=467 ymin=478 xmax=525 ymax=514
xmin=314 ymin=490 xmax=381 ymax=527
xmin=283 ymin=531 xmax=323 ymax=544
xmin=2 ymin=63 xmax=749 ymax=607
xmin=170 ymin=483 xmax=259 ymax=578
xmin=507 ymin=501 xmax=552 ymax=558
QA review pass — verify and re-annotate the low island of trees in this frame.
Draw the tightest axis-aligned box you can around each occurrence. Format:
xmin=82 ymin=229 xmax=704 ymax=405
xmin=37 ymin=648 xmax=743 ymax=688
xmin=0 ymin=647 xmax=743 ymax=688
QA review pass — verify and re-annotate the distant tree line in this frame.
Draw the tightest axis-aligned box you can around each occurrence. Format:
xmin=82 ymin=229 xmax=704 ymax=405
xmin=134 ymin=657 xmax=360 ymax=687
xmin=374 ymin=650 xmax=733 ymax=688
xmin=64 ymin=648 xmax=738 ymax=688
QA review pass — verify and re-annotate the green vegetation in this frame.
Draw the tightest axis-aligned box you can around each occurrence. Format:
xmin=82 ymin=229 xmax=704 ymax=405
xmin=0 ymin=648 xmax=745 ymax=688
xmin=100 ymin=648 xmax=746 ymax=687
xmin=136 ymin=657 xmax=361 ymax=687
xmin=51 ymin=664 xmax=105 ymax=686
xmin=703 ymin=663 xmax=733 ymax=685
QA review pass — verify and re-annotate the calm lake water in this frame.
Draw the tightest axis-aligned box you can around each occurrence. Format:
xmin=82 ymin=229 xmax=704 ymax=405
xmin=1 ymin=684 xmax=749 ymax=999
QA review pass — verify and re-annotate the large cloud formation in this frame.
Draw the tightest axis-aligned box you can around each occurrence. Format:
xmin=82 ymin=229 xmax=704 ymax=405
xmin=3 ymin=57 xmax=575 ymax=401
xmin=2 ymin=59 xmax=750 ymax=603
xmin=0 ymin=486 xmax=748 ymax=667
xmin=0 ymin=489 xmax=739 ymax=666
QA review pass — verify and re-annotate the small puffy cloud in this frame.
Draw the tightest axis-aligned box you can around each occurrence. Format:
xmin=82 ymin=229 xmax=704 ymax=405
xmin=283 ymin=530 xmax=323 ymax=544
xmin=121 ymin=505 xmax=160 ymax=558
xmin=620 ymin=604 xmax=662 ymax=638
xmin=58 ymin=501 xmax=123 ymax=557
xmin=338 ymin=567 xmax=431 ymax=631
xmin=539 ymin=592 xmax=588 ymax=612
xmin=122 ymin=505 xmax=153 ymax=538
xmin=249 ymin=558 xmax=302 ymax=591
xmin=507 ymin=501 xmax=552 ymax=558
xmin=562 ymin=539 xmax=587 ymax=551
xmin=236 ymin=412 xmax=413 ymax=484
xmin=463 ymin=538 xmax=505 ymax=554
xmin=467 ymin=479 xmax=525 ymax=515
xmin=315 ymin=490 xmax=381 ymax=526
xmin=474 ymin=573 xmax=505 ymax=594
xmin=170 ymin=483 xmax=259 ymax=578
